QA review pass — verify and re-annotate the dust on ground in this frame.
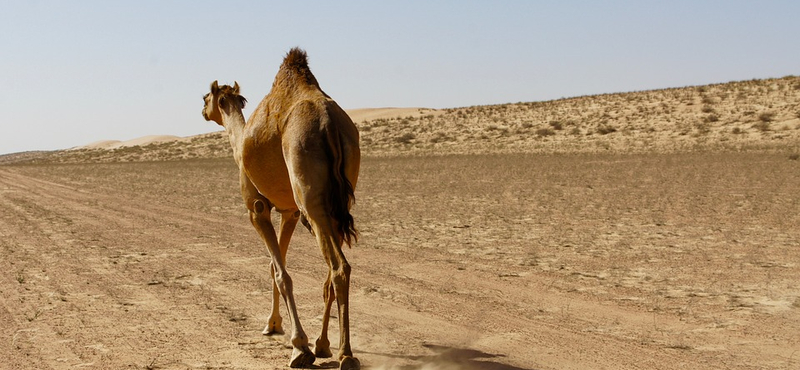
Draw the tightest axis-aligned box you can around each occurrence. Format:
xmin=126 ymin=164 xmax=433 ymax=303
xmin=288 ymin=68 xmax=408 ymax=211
xmin=1 ymin=153 xmax=799 ymax=369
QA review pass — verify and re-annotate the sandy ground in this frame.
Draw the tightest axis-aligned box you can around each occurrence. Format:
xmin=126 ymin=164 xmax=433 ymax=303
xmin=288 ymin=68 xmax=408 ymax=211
xmin=1 ymin=154 xmax=799 ymax=369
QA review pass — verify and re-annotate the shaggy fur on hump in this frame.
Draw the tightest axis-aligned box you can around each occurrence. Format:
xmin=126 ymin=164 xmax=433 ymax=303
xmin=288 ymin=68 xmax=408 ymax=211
xmin=278 ymin=47 xmax=321 ymax=88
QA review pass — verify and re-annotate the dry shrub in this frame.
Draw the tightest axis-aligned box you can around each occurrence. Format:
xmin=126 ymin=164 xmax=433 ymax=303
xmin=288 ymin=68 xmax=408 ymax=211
xmin=536 ymin=128 xmax=556 ymax=137
xmin=758 ymin=112 xmax=776 ymax=123
xmin=753 ymin=121 xmax=771 ymax=132
xmin=694 ymin=122 xmax=711 ymax=135
xmin=597 ymin=125 xmax=617 ymax=135
xmin=395 ymin=133 xmax=416 ymax=144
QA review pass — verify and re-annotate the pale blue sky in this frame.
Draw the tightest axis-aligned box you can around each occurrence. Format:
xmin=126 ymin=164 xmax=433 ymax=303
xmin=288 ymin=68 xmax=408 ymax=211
xmin=1 ymin=1 xmax=798 ymax=154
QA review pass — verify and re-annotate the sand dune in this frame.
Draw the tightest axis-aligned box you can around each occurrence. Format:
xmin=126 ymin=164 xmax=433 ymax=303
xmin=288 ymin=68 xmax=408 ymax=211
xmin=78 ymin=140 xmax=122 ymax=149
xmin=345 ymin=107 xmax=442 ymax=123
xmin=74 ymin=109 xmax=435 ymax=151
xmin=75 ymin=135 xmax=186 ymax=150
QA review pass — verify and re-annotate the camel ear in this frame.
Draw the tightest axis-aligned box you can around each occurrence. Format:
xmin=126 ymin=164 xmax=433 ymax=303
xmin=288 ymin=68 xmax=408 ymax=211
xmin=233 ymin=81 xmax=240 ymax=95
xmin=211 ymin=80 xmax=219 ymax=93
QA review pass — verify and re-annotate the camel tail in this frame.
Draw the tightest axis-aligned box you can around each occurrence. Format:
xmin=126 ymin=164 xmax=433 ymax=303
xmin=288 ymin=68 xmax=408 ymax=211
xmin=323 ymin=116 xmax=358 ymax=248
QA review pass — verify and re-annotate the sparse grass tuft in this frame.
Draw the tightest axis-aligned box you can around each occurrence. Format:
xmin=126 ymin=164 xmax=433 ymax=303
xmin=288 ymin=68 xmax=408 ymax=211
xmin=536 ymin=128 xmax=556 ymax=137
xmin=694 ymin=122 xmax=711 ymax=135
xmin=753 ymin=121 xmax=771 ymax=132
xmin=758 ymin=112 xmax=776 ymax=123
xmin=597 ymin=125 xmax=617 ymax=135
xmin=26 ymin=310 xmax=43 ymax=322
xmin=395 ymin=133 xmax=416 ymax=144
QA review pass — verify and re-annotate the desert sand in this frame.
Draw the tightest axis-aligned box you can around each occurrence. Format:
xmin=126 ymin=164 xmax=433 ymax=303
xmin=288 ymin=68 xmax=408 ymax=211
xmin=1 ymin=77 xmax=799 ymax=369
xmin=76 ymin=135 xmax=188 ymax=150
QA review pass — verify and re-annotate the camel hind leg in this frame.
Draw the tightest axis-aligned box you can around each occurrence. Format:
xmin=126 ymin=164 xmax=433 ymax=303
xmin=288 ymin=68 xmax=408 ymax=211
xmin=292 ymin=192 xmax=358 ymax=368
xmin=283 ymin=180 xmax=358 ymax=369
xmin=303 ymin=208 xmax=358 ymax=369
xmin=282 ymin=101 xmax=359 ymax=369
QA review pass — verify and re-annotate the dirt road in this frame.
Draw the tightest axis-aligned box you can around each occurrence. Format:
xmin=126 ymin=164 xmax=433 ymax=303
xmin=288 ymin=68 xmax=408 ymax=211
xmin=1 ymin=154 xmax=798 ymax=369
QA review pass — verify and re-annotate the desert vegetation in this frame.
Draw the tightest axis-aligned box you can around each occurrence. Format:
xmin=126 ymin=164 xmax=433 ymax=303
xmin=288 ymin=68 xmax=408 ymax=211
xmin=3 ymin=76 xmax=798 ymax=164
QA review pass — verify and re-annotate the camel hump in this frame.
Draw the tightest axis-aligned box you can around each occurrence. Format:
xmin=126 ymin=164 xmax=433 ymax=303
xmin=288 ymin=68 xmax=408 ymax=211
xmin=277 ymin=47 xmax=321 ymax=90
xmin=283 ymin=47 xmax=309 ymax=70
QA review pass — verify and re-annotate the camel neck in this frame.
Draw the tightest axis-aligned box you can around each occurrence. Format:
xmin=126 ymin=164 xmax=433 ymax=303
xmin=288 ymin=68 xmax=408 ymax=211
xmin=221 ymin=109 xmax=247 ymax=169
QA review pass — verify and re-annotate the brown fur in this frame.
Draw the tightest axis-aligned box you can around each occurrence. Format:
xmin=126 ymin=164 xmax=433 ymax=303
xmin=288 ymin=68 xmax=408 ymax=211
xmin=217 ymin=85 xmax=248 ymax=111
xmin=267 ymin=47 xmax=357 ymax=246
xmin=201 ymin=48 xmax=361 ymax=369
xmin=202 ymin=81 xmax=247 ymax=123
xmin=276 ymin=47 xmax=322 ymax=90
xmin=322 ymin=110 xmax=358 ymax=247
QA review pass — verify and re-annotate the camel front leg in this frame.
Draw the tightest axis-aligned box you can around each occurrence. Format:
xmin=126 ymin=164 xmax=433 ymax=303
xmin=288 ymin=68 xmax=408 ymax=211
xmin=263 ymin=262 xmax=283 ymax=335
xmin=263 ymin=210 xmax=299 ymax=336
xmin=249 ymin=200 xmax=314 ymax=368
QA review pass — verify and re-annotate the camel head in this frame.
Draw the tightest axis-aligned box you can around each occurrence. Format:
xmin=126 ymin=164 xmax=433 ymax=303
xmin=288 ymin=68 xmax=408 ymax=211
xmin=202 ymin=80 xmax=247 ymax=126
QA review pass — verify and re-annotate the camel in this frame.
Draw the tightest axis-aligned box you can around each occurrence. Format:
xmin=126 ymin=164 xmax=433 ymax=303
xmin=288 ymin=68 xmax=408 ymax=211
xmin=202 ymin=48 xmax=360 ymax=370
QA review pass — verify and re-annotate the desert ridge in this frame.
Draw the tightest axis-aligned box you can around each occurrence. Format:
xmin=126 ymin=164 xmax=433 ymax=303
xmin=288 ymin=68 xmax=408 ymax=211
xmin=71 ymin=108 xmax=439 ymax=150
xmin=76 ymin=135 xmax=188 ymax=150
xmin=345 ymin=107 xmax=443 ymax=123
xmin=3 ymin=76 xmax=799 ymax=164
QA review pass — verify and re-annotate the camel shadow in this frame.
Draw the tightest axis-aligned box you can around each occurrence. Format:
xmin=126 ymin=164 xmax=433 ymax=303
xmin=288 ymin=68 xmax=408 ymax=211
xmin=360 ymin=343 xmax=536 ymax=370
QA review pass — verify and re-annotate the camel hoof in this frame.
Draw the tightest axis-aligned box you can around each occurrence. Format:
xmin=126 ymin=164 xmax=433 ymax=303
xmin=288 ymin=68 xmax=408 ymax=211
xmin=262 ymin=324 xmax=284 ymax=336
xmin=339 ymin=356 xmax=360 ymax=370
xmin=289 ymin=346 xmax=316 ymax=368
xmin=315 ymin=345 xmax=333 ymax=358
xmin=314 ymin=338 xmax=333 ymax=358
